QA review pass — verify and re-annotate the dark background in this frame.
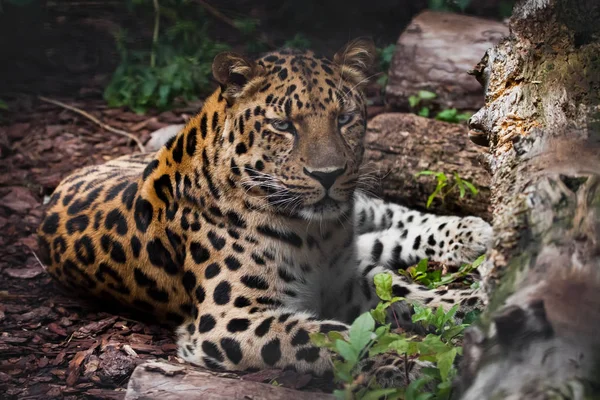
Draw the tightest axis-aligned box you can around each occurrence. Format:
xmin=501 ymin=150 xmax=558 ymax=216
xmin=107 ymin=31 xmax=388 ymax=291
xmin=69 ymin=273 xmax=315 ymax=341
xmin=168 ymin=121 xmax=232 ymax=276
xmin=0 ymin=0 xmax=510 ymax=102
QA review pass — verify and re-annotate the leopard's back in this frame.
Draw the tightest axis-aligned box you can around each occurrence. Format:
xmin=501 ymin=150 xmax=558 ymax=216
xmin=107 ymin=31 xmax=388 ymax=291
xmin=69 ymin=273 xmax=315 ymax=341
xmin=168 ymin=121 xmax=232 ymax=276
xmin=38 ymin=152 xmax=192 ymax=323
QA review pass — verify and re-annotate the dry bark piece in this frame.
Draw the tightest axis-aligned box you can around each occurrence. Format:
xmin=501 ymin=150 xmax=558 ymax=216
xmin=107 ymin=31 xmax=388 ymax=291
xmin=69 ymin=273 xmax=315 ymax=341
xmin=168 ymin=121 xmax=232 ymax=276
xmin=385 ymin=10 xmax=509 ymax=111
xmin=4 ymin=266 xmax=44 ymax=279
xmin=125 ymin=360 xmax=334 ymax=400
xmin=364 ymin=113 xmax=491 ymax=219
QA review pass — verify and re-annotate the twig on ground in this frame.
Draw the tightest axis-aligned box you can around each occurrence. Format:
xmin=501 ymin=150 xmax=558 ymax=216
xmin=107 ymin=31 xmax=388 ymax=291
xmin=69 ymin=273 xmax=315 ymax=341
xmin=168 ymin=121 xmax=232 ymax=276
xmin=27 ymin=245 xmax=47 ymax=271
xmin=38 ymin=96 xmax=146 ymax=153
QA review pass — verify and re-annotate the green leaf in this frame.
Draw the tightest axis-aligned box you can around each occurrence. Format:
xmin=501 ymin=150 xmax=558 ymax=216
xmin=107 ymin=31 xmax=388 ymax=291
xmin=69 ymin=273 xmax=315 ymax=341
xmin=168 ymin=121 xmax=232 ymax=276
xmin=387 ymin=337 xmax=411 ymax=354
xmin=374 ymin=272 xmax=393 ymax=301
xmin=441 ymin=325 xmax=466 ymax=341
xmin=419 ymin=334 xmax=450 ymax=357
xmin=472 ymin=254 xmax=486 ymax=268
xmin=436 ymin=108 xmax=458 ymax=122
xmin=362 ymin=389 xmax=400 ymax=400
xmin=462 ymin=180 xmax=479 ymax=196
xmin=328 ymin=331 xmax=346 ymax=343
xmin=141 ymin=78 xmax=158 ymax=98
xmin=405 ymin=376 xmax=435 ymax=400
xmin=378 ymin=44 xmax=396 ymax=72
xmin=377 ymin=75 xmax=388 ymax=87
xmin=463 ymin=309 xmax=481 ymax=325
xmin=333 ymin=360 xmax=355 ymax=383
xmin=0 ymin=99 xmax=8 ymax=110
xmin=416 ymin=170 xmax=437 ymax=176
xmin=158 ymin=84 xmax=171 ymax=107
xmin=284 ymin=33 xmax=312 ymax=50
xmin=412 ymin=304 xmax=433 ymax=324
xmin=310 ymin=332 xmax=329 ymax=347
xmin=426 ymin=192 xmax=436 ymax=208
xmin=418 ymin=90 xmax=437 ymax=100
xmin=333 ymin=389 xmax=348 ymax=400
xmin=456 ymin=111 xmax=473 ymax=122
xmin=416 ymin=258 xmax=428 ymax=273
xmin=349 ymin=312 xmax=375 ymax=353
xmin=335 ymin=340 xmax=358 ymax=363
xmin=436 ymin=347 xmax=457 ymax=381
xmin=374 ymin=325 xmax=390 ymax=337
xmin=442 ymin=304 xmax=460 ymax=326
xmin=429 ymin=269 xmax=441 ymax=284
xmin=371 ymin=302 xmax=389 ymax=324
xmin=418 ymin=107 xmax=430 ymax=118
xmin=408 ymin=95 xmax=420 ymax=108
xmin=233 ymin=18 xmax=259 ymax=35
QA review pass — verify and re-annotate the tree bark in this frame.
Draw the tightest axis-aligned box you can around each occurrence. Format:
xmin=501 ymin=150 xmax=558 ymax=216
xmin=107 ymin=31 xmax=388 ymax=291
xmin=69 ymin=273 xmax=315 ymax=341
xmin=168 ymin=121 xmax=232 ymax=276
xmin=125 ymin=360 xmax=334 ymax=400
xmin=457 ymin=0 xmax=600 ymax=398
xmin=364 ymin=113 xmax=491 ymax=220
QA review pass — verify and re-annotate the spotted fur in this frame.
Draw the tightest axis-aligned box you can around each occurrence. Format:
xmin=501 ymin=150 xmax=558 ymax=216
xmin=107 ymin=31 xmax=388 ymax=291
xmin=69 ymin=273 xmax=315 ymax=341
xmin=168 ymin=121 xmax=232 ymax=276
xmin=38 ymin=40 xmax=492 ymax=379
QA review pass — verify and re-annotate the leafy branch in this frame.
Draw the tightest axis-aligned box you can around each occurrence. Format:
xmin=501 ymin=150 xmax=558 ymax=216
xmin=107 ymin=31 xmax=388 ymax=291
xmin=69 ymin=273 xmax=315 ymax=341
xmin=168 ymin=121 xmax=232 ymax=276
xmin=311 ymin=268 xmax=481 ymax=399
xmin=415 ymin=171 xmax=479 ymax=208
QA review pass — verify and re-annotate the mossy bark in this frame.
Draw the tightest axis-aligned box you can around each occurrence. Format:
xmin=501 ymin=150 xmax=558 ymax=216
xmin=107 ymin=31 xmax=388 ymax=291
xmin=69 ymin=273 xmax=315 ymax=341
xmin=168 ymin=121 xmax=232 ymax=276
xmin=458 ymin=0 xmax=600 ymax=398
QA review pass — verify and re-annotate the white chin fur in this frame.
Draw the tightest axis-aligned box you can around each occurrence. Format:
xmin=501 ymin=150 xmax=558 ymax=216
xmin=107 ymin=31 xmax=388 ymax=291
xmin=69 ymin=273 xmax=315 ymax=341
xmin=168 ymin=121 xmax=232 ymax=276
xmin=298 ymin=201 xmax=350 ymax=221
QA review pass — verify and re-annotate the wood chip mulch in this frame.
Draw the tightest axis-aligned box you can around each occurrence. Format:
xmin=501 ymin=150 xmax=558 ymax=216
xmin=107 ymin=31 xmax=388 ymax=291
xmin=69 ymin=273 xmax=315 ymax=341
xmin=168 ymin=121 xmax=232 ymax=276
xmin=0 ymin=97 xmax=201 ymax=399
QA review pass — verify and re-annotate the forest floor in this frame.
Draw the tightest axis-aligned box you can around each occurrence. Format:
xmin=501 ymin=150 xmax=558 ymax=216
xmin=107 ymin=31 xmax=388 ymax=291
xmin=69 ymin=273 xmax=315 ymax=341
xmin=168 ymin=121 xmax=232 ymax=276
xmin=0 ymin=89 xmax=384 ymax=399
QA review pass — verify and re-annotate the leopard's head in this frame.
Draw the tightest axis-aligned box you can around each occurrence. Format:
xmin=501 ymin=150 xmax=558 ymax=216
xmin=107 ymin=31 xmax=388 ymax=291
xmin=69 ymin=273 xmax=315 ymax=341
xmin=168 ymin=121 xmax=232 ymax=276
xmin=213 ymin=39 xmax=376 ymax=220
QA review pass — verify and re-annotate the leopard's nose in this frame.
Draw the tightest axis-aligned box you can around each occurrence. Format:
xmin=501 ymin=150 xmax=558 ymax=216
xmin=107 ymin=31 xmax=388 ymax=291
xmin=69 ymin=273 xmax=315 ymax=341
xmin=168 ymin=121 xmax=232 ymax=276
xmin=303 ymin=165 xmax=346 ymax=190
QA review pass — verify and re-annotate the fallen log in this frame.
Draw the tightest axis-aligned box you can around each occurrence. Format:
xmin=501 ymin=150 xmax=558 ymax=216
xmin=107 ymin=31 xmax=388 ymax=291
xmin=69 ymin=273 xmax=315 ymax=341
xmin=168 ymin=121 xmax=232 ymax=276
xmin=125 ymin=360 xmax=334 ymax=400
xmin=385 ymin=10 xmax=509 ymax=112
xmin=364 ymin=113 xmax=491 ymax=220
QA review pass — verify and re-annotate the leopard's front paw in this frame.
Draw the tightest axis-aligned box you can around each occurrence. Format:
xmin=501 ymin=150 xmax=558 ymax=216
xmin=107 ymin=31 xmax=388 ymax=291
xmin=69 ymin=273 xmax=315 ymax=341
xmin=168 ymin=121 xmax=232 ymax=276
xmin=357 ymin=353 xmax=434 ymax=389
xmin=441 ymin=216 xmax=492 ymax=266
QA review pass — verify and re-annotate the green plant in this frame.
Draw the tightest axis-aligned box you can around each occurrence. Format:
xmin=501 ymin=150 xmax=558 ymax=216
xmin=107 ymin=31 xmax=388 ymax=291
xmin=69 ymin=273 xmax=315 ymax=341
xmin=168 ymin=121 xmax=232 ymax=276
xmin=400 ymin=256 xmax=486 ymax=290
xmin=435 ymin=108 xmax=472 ymax=123
xmin=104 ymin=0 xmax=231 ymax=113
xmin=284 ymin=33 xmax=312 ymax=50
xmin=415 ymin=171 xmax=479 ymax=208
xmin=408 ymin=90 xmax=437 ymax=117
xmin=311 ymin=272 xmax=472 ymax=399
xmin=376 ymin=44 xmax=396 ymax=86
xmin=428 ymin=0 xmax=472 ymax=12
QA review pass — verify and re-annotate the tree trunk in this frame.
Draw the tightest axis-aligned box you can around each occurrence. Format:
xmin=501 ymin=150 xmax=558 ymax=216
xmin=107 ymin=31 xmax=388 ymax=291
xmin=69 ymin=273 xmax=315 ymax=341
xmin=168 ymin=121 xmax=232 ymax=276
xmin=457 ymin=0 xmax=600 ymax=398
xmin=364 ymin=113 xmax=491 ymax=220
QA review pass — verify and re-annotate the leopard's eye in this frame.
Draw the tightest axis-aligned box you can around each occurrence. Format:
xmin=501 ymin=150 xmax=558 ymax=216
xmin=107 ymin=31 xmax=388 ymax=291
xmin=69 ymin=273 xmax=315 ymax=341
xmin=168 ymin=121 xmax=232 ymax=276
xmin=271 ymin=120 xmax=294 ymax=132
xmin=338 ymin=113 xmax=353 ymax=126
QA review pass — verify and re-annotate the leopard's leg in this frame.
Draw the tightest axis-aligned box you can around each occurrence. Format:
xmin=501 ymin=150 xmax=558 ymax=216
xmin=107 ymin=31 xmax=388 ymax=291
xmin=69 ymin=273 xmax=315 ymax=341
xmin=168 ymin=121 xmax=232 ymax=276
xmin=176 ymin=308 xmax=349 ymax=375
xmin=354 ymin=194 xmax=492 ymax=268
xmin=358 ymin=261 xmax=482 ymax=323
xmin=353 ymin=192 xmax=407 ymax=234
xmin=354 ymin=193 xmax=492 ymax=267
xmin=350 ymin=200 xmax=493 ymax=325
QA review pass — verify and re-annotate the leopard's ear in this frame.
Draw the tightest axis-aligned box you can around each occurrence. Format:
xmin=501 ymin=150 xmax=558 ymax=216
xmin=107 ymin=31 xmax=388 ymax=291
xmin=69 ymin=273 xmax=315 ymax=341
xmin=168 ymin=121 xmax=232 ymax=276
xmin=333 ymin=38 xmax=377 ymax=86
xmin=212 ymin=52 xmax=264 ymax=104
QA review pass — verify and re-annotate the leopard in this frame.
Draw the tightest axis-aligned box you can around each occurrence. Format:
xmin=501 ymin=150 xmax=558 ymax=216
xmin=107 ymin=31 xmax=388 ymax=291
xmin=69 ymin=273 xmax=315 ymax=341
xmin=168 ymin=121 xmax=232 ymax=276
xmin=37 ymin=39 xmax=493 ymax=382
